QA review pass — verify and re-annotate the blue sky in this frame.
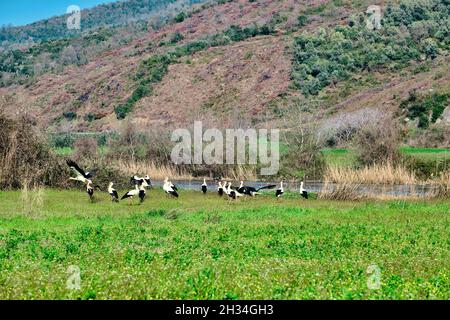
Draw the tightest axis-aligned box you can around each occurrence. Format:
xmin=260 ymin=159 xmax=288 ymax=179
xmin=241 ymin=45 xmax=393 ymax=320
xmin=0 ymin=0 xmax=118 ymax=26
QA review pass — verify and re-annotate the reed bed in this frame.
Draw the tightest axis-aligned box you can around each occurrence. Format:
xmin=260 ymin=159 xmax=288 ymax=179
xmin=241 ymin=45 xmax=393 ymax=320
xmin=432 ymin=171 xmax=450 ymax=198
xmin=325 ymin=163 xmax=416 ymax=185
xmin=318 ymin=179 xmax=366 ymax=201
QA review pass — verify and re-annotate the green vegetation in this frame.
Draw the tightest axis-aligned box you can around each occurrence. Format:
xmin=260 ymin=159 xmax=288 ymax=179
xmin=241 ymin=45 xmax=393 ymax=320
xmin=400 ymin=91 xmax=450 ymax=128
xmin=322 ymin=147 xmax=448 ymax=168
xmin=291 ymin=0 xmax=449 ymax=96
xmin=0 ymin=190 xmax=448 ymax=299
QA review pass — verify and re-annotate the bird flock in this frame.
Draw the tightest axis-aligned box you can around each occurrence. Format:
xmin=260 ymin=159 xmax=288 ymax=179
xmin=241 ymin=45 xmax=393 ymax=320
xmin=66 ymin=160 xmax=309 ymax=204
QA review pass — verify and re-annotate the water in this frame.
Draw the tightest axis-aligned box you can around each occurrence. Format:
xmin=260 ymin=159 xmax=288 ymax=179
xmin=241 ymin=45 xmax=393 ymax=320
xmin=151 ymin=180 xmax=439 ymax=197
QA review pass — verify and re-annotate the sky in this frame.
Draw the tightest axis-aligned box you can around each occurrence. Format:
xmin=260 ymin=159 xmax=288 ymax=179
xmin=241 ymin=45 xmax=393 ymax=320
xmin=0 ymin=0 xmax=119 ymax=27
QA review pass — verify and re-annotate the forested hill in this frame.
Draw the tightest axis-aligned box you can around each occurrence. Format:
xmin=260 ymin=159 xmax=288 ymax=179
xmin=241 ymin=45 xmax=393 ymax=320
xmin=0 ymin=0 xmax=206 ymax=45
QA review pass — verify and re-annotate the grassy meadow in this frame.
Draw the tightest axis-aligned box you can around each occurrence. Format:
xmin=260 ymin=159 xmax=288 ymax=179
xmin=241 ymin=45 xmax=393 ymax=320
xmin=0 ymin=189 xmax=448 ymax=300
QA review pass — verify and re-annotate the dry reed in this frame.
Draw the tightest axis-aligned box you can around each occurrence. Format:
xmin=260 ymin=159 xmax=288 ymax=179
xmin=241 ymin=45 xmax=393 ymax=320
xmin=20 ymin=180 xmax=45 ymax=217
xmin=325 ymin=163 xmax=416 ymax=185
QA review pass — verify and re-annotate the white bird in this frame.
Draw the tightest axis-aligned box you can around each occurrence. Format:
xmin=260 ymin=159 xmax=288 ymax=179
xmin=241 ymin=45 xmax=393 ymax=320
xmin=67 ymin=160 xmax=95 ymax=185
xmin=163 ymin=177 xmax=179 ymax=198
xmin=201 ymin=178 xmax=207 ymax=194
xmin=86 ymin=180 xmax=94 ymax=202
xmin=276 ymin=181 xmax=284 ymax=198
xmin=238 ymin=180 xmax=277 ymax=197
xmin=121 ymin=184 xmax=146 ymax=204
xmin=217 ymin=181 xmax=224 ymax=196
xmin=226 ymin=182 xmax=243 ymax=200
xmin=131 ymin=175 xmax=151 ymax=188
xmin=300 ymin=181 xmax=309 ymax=199
xmin=108 ymin=182 xmax=119 ymax=202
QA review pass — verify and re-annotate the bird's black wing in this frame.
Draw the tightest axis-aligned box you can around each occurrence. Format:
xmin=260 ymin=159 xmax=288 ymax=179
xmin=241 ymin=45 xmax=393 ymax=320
xmin=112 ymin=190 xmax=119 ymax=199
xmin=121 ymin=192 xmax=132 ymax=200
xmin=257 ymin=185 xmax=277 ymax=192
xmin=85 ymin=169 xmax=97 ymax=179
xmin=172 ymin=184 xmax=178 ymax=191
xmin=67 ymin=159 xmax=87 ymax=177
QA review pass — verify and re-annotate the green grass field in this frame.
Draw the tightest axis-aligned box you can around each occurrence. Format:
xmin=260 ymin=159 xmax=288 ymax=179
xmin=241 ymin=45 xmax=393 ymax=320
xmin=0 ymin=189 xmax=448 ymax=299
xmin=322 ymin=147 xmax=449 ymax=167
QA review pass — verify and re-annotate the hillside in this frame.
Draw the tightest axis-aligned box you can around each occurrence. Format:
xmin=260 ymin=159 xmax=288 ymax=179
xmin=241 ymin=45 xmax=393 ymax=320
xmin=0 ymin=0 xmax=449 ymax=148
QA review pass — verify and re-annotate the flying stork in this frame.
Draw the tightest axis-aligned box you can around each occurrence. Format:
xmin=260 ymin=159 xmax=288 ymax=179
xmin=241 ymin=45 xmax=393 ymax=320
xmin=201 ymin=178 xmax=208 ymax=194
xmin=67 ymin=160 xmax=95 ymax=185
xmin=300 ymin=181 xmax=309 ymax=199
xmin=163 ymin=177 xmax=179 ymax=198
xmin=121 ymin=183 xmax=146 ymax=205
xmin=276 ymin=181 xmax=284 ymax=199
xmin=108 ymin=182 xmax=119 ymax=202
xmin=238 ymin=181 xmax=277 ymax=197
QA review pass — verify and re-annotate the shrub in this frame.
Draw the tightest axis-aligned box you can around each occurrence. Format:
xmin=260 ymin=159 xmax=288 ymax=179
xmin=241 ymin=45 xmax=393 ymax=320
xmin=0 ymin=111 xmax=66 ymax=189
xmin=400 ymin=90 xmax=450 ymax=128
xmin=353 ymin=116 xmax=402 ymax=166
xmin=291 ymin=0 xmax=448 ymax=96
xmin=73 ymin=137 xmax=98 ymax=160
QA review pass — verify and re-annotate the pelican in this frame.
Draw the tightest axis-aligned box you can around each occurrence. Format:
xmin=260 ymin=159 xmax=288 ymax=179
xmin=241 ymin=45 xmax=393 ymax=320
xmin=201 ymin=178 xmax=207 ymax=194
xmin=108 ymin=182 xmax=119 ymax=202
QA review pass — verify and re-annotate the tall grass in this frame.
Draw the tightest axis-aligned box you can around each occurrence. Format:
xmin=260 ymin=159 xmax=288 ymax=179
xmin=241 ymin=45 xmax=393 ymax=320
xmin=325 ymin=163 xmax=416 ymax=185
xmin=433 ymin=171 xmax=450 ymax=199
xmin=319 ymin=179 xmax=365 ymax=201
xmin=20 ymin=180 xmax=44 ymax=217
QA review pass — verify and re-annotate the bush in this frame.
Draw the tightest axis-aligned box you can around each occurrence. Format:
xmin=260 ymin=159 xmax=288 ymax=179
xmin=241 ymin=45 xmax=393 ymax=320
xmin=291 ymin=0 xmax=448 ymax=96
xmin=0 ymin=111 xmax=66 ymax=189
xmin=73 ymin=137 xmax=98 ymax=160
xmin=353 ymin=116 xmax=402 ymax=166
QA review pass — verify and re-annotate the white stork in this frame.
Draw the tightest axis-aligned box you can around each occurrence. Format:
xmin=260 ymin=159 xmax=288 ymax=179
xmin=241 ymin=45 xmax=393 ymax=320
xmin=86 ymin=180 xmax=94 ymax=202
xmin=276 ymin=181 xmax=284 ymax=199
xmin=163 ymin=177 xmax=179 ymax=198
xmin=108 ymin=182 xmax=119 ymax=202
xmin=238 ymin=180 xmax=277 ymax=197
xmin=300 ymin=181 xmax=309 ymax=199
xmin=226 ymin=182 xmax=243 ymax=200
xmin=201 ymin=178 xmax=207 ymax=194
xmin=217 ymin=181 xmax=224 ymax=196
xmin=121 ymin=184 xmax=146 ymax=205
xmin=67 ymin=160 xmax=95 ymax=185
xmin=131 ymin=175 xmax=151 ymax=188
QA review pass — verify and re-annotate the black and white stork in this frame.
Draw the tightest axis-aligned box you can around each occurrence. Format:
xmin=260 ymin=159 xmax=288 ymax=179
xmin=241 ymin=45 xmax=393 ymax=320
xmin=86 ymin=180 xmax=94 ymax=202
xmin=217 ymin=181 xmax=224 ymax=196
xmin=276 ymin=181 xmax=284 ymax=199
xmin=108 ymin=182 xmax=119 ymax=202
xmin=67 ymin=160 xmax=95 ymax=185
xmin=163 ymin=178 xmax=179 ymax=198
xmin=121 ymin=184 xmax=146 ymax=205
xmin=201 ymin=178 xmax=207 ymax=194
xmin=131 ymin=175 xmax=152 ymax=189
xmin=225 ymin=182 xmax=243 ymax=201
xmin=300 ymin=181 xmax=309 ymax=199
xmin=238 ymin=181 xmax=277 ymax=197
